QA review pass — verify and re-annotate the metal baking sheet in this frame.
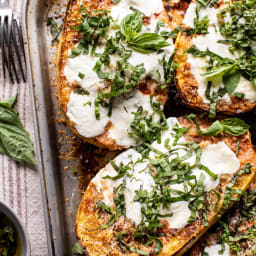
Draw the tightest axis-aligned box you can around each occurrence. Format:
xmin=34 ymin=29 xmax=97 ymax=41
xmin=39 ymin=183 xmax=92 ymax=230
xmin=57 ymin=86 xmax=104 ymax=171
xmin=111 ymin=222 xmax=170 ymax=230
xmin=23 ymin=0 xmax=256 ymax=256
xmin=24 ymin=1 xmax=119 ymax=255
xmin=24 ymin=0 xmax=81 ymax=255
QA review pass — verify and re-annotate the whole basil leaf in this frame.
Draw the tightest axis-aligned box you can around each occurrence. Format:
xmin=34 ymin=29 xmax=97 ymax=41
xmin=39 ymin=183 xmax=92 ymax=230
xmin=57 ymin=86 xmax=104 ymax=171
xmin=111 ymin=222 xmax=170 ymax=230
xmin=201 ymin=64 xmax=235 ymax=79
xmin=0 ymin=126 xmax=36 ymax=165
xmin=0 ymin=123 xmax=31 ymax=141
xmin=120 ymin=11 xmax=142 ymax=40
xmin=1 ymin=93 xmax=17 ymax=108
xmin=0 ymin=105 xmax=23 ymax=128
xmin=202 ymin=120 xmax=223 ymax=136
xmin=128 ymin=33 xmax=170 ymax=53
xmin=0 ymin=95 xmax=36 ymax=165
xmin=223 ymin=69 xmax=240 ymax=95
xmin=221 ymin=118 xmax=249 ymax=136
xmin=0 ymin=140 xmax=6 ymax=154
xmin=72 ymin=242 xmax=84 ymax=254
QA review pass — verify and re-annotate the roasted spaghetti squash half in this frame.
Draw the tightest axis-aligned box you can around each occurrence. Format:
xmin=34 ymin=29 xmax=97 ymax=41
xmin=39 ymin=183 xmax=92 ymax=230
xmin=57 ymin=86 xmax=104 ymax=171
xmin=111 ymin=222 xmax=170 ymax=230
xmin=187 ymin=180 xmax=256 ymax=256
xmin=76 ymin=115 xmax=256 ymax=256
xmin=175 ymin=0 xmax=256 ymax=116
xmin=57 ymin=0 xmax=188 ymax=150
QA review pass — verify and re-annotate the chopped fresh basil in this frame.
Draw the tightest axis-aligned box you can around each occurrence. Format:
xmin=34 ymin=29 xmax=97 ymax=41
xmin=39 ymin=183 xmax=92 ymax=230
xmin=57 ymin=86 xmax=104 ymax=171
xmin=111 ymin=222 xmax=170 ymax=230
xmin=233 ymin=92 xmax=245 ymax=99
xmin=235 ymin=139 xmax=240 ymax=156
xmin=69 ymin=10 xmax=111 ymax=58
xmin=78 ymin=72 xmax=85 ymax=79
xmin=162 ymin=48 xmax=178 ymax=88
xmin=129 ymin=96 xmax=168 ymax=145
xmin=195 ymin=0 xmax=210 ymax=6
xmin=47 ymin=17 xmax=63 ymax=44
xmin=209 ymin=91 xmax=218 ymax=118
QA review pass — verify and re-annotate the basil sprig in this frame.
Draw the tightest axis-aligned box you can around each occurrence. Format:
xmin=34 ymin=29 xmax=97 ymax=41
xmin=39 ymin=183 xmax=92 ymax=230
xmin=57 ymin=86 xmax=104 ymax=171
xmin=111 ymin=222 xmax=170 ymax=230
xmin=120 ymin=11 xmax=143 ymax=41
xmin=128 ymin=33 xmax=170 ymax=53
xmin=187 ymin=114 xmax=249 ymax=137
xmin=120 ymin=12 xmax=170 ymax=53
xmin=0 ymin=95 xmax=36 ymax=165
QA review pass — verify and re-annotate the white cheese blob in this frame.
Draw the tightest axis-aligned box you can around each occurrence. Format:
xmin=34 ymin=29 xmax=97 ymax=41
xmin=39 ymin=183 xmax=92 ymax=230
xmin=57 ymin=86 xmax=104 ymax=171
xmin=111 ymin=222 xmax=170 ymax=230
xmin=67 ymin=89 xmax=155 ymax=145
xmin=193 ymin=141 xmax=240 ymax=191
xmin=65 ymin=2 xmax=174 ymax=147
xmin=128 ymin=42 xmax=174 ymax=83
xmin=110 ymin=0 xmax=163 ymax=22
xmin=92 ymin=117 xmax=240 ymax=229
xmin=204 ymin=244 xmax=230 ymax=256
xmin=67 ymin=90 xmax=109 ymax=138
xmin=64 ymin=51 xmax=103 ymax=90
xmin=107 ymin=90 xmax=153 ymax=146
xmin=183 ymin=2 xmax=256 ymax=103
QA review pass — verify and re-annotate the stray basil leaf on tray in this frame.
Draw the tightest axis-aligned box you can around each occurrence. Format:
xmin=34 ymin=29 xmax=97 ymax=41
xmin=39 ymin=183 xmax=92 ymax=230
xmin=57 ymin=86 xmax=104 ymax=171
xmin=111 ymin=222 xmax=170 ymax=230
xmin=72 ymin=242 xmax=84 ymax=255
xmin=0 ymin=94 xmax=36 ymax=165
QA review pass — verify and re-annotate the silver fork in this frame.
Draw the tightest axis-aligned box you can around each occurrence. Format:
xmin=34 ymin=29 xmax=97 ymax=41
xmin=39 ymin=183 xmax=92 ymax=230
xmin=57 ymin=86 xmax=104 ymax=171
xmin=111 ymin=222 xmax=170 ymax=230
xmin=0 ymin=0 xmax=26 ymax=83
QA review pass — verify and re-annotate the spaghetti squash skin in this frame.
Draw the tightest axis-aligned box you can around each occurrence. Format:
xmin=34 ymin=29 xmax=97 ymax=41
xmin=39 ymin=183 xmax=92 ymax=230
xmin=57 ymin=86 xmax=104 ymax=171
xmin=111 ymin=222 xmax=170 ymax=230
xmin=57 ymin=0 xmax=186 ymax=150
xmin=76 ymin=115 xmax=256 ymax=256
xmin=175 ymin=1 xmax=256 ymax=115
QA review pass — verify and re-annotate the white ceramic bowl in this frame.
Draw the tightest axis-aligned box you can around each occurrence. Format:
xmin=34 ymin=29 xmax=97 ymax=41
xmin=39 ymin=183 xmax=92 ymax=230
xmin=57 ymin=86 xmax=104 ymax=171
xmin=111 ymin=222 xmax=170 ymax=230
xmin=0 ymin=200 xmax=30 ymax=256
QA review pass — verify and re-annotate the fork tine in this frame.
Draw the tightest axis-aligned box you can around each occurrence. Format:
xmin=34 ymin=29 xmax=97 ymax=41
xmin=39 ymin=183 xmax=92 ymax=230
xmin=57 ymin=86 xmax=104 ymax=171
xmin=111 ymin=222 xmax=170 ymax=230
xmin=15 ymin=17 xmax=26 ymax=65
xmin=12 ymin=19 xmax=26 ymax=82
xmin=0 ymin=15 xmax=15 ymax=82
xmin=6 ymin=12 xmax=18 ymax=83
xmin=0 ymin=15 xmax=7 ymax=79
xmin=5 ymin=12 xmax=19 ymax=83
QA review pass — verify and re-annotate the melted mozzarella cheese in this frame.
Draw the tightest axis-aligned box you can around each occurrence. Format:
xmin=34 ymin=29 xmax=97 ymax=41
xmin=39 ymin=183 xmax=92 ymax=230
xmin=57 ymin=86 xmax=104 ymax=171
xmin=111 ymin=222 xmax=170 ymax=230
xmin=67 ymin=89 xmax=154 ymax=145
xmin=65 ymin=3 xmax=174 ymax=146
xmin=107 ymin=90 xmax=153 ymax=146
xmin=128 ymin=43 xmax=174 ymax=83
xmin=64 ymin=47 xmax=104 ymax=89
xmin=183 ymin=3 xmax=256 ymax=103
xmin=110 ymin=0 xmax=163 ymax=22
xmin=204 ymin=244 xmax=230 ymax=256
xmin=193 ymin=141 xmax=240 ymax=191
xmin=67 ymin=90 xmax=109 ymax=138
xmin=92 ymin=117 xmax=240 ymax=229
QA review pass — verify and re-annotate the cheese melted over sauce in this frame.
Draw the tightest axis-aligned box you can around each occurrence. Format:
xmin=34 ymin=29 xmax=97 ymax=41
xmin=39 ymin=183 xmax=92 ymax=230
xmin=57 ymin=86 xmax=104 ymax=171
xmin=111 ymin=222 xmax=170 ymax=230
xmin=183 ymin=2 xmax=256 ymax=104
xmin=203 ymin=244 xmax=230 ymax=256
xmin=92 ymin=117 xmax=240 ymax=229
xmin=64 ymin=0 xmax=174 ymax=147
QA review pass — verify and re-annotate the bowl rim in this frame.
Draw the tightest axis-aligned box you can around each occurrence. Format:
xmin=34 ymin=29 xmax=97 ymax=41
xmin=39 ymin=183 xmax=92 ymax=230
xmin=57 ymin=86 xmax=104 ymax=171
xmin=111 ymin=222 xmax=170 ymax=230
xmin=0 ymin=200 xmax=30 ymax=256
